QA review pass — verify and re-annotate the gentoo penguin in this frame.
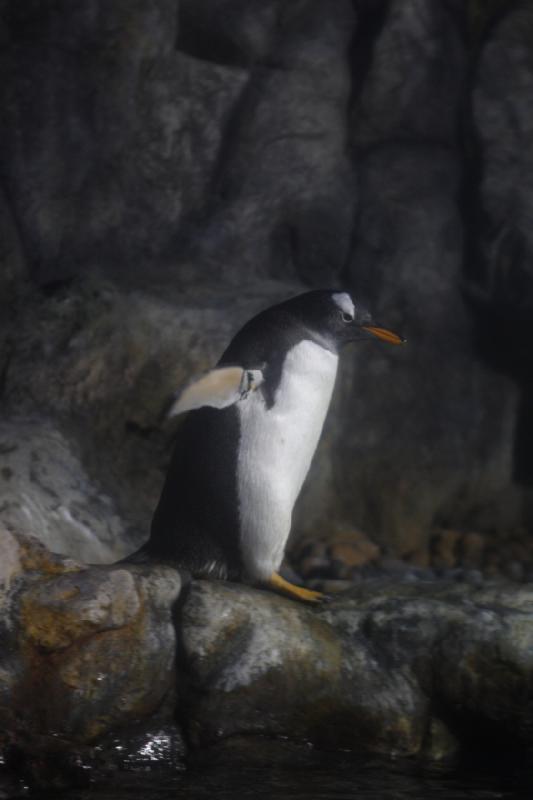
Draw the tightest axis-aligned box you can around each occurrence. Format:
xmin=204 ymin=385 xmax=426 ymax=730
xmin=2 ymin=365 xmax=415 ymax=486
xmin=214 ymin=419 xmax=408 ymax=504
xmin=137 ymin=290 xmax=404 ymax=602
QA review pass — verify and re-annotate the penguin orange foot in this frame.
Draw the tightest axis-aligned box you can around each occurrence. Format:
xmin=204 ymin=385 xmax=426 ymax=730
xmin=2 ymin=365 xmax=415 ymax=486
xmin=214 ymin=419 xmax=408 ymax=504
xmin=127 ymin=290 xmax=405 ymax=601
xmin=266 ymin=572 xmax=326 ymax=604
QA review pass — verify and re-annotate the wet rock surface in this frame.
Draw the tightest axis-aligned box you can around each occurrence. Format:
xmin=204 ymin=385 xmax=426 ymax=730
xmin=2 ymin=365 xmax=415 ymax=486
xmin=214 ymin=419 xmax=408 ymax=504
xmin=2 ymin=531 xmax=533 ymax=789
xmin=0 ymin=528 xmax=182 ymax=787
xmin=178 ymin=578 xmax=533 ymax=756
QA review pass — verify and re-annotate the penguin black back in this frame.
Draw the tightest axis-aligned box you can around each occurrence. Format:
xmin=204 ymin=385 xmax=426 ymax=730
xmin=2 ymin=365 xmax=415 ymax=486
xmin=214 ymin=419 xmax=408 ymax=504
xmin=149 ymin=405 xmax=242 ymax=578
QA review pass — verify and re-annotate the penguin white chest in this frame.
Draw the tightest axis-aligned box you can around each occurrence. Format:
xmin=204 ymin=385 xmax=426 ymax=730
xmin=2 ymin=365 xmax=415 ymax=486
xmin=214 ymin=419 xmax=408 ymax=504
xmin=236 ymin=339 xmax=338 ymax=580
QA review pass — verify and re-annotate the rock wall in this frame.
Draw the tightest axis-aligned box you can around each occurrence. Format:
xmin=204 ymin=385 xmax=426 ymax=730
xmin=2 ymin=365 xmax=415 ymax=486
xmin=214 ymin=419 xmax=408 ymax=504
xmin=0 ymin=0 xmax=532 ymax=562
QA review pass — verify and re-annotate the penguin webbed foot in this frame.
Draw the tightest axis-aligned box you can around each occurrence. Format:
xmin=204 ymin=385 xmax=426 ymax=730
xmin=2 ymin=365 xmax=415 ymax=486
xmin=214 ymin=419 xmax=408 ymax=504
xmin=266 ymin=572 xmax=330 ymax=604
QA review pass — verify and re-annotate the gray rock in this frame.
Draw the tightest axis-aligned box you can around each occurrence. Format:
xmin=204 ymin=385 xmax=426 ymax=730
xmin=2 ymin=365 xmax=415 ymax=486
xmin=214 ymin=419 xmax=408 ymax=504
xmin=177 ymin=0 xmax=279 ymax=67
xmin=179 ymin=579 xmax=427 ymax=754
xmin=469 ymin=2 xmax=533 ymax=322
xmin=188 ymin=0 xmax=356 ymax=285
xmin=0 ymin=184 xmax=27 ymax=306
xmin=0 ymin=0 xmax=243 ymax=284
xmin=0 ymin=419 xmax=128 ymax=563
xmin=178 ymin=577 xmax=533 ymax=754
xmin=341 ymin=0 xmax=523 ymax=553
xmin=352 ymin=0 xmax=466 ymax=146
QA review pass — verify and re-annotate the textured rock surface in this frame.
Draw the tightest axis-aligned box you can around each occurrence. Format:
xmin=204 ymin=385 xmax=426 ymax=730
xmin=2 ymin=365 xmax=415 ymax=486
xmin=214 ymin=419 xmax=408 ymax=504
xmin=341 ymin=0 xmax=522 ymax=551
xmin=0 ymin=419 xmax=127 ymax=562
xmin=0 ymin=528 xmax=181 ymax=756
xmin=0 ymin=280 xmax=298 ymax=560
xmin=179 ymin=578 xmax=533 ymax=755
xmin=184 ymin=0 xmax=356 ymax=286
xmin=0 ymin=0 xmax=213 ymax=283
xmin=0 ymin=184 xmax=27 ymax=305
xmin=2 ymin=532 xmax=533 ymax=788
xmin=466 ymin=1 xmax=533 ymax=491
xmin=469 ymin=1 xmax=533 ymax=323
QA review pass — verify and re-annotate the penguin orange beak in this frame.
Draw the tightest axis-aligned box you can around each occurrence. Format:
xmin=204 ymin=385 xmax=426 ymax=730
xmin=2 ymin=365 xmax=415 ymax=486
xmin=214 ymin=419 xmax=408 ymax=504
xmin=361 ymin=325 xmax=406 ymax=345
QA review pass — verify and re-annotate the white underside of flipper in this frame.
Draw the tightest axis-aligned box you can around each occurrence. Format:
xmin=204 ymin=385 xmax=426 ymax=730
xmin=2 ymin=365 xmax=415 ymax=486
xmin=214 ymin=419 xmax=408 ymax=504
xmin=236 ymin=339 xmax=338 ymax=581
xmin=168 ymin=367 xmax=264 ymax=416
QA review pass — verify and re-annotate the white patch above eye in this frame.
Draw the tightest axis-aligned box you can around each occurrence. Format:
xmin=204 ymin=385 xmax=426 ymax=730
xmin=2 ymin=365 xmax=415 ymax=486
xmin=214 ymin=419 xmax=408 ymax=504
xmin=332 ymin=292 xmax=355 ymax=319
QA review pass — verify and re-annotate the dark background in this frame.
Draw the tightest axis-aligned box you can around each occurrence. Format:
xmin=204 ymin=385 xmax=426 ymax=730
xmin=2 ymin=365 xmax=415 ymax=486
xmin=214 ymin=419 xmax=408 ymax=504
xmin=1 ymin=0 xmax=532 ymax=570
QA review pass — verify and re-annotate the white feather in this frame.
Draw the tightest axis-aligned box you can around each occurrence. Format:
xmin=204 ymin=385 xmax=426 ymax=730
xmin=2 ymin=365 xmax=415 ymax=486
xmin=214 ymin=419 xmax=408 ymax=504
xmin=332 ymin=292 xmax=355 ymax=318
xmin=236 ymin=340 xmax=338 ymax=581
xmin=168 ymin=367 xmax=264 ymax=416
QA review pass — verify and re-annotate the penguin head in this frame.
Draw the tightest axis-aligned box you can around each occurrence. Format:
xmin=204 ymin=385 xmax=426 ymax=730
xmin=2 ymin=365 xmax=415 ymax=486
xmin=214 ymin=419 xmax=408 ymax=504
xmin=167 ymin=290 xmax=404 ymax=418
xmin=278 ymin=290 xmax=405 ymax=353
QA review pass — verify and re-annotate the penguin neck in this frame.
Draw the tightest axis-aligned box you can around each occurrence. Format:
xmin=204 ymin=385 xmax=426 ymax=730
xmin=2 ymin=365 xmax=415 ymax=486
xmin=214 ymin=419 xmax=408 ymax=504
xmin=260 ymin=336 xmax=338 ymax=410
xmin=303 ymin=328 xmax=338 ymax=356
xmin=273 ymin=338 xmax=339 ymax=406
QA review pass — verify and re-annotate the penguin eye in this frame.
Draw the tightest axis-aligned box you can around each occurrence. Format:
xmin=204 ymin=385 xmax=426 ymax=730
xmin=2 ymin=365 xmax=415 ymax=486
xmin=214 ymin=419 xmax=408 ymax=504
xmin=341 ymin=312 xmax=354 ymax=323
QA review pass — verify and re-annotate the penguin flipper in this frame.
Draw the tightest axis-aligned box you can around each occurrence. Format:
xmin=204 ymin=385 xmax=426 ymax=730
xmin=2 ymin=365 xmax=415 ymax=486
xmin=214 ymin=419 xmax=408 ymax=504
xmin=168 ymin=366 xmax=264 ymax=417
xmin=266 ymin=572 xmax=327 ymax=604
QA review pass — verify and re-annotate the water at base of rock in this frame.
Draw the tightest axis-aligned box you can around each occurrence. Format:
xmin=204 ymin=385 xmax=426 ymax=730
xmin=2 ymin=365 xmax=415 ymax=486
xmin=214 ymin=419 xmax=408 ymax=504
xmin=8 ymin=751 xmax=530 ymax=800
